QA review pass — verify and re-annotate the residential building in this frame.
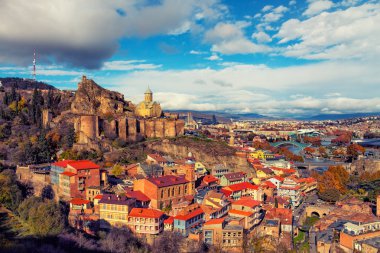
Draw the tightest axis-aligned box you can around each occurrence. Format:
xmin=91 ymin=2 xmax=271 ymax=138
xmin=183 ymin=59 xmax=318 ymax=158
xmin=99 ymin=194 xmax=136 ymax=228
xmin=340 ymin=221 xmax=380 ymax=250
xmin=51 ymin=160 xmax=74 ymax=185
xmin=211 ymin=164 xmax=231 ymax=179
xmin=128 ymin=208 xmax=164 ymax=235
xmin=278 ymin=177 xmax=303 ymax=207
xmin=228 ymin=197 xmax=262 ymax=231
xmin=86 ymin=186 xmax=101 ymax=202
xmin=203 ymin=218 xmax=244 ymax=250
xmin=221 ymin=182 xmax=263 ymax=201
xmin=201 ymin=190 xmax=230 ymax=221
xmin=55 ymin=160 xmax=101 ymax=199
xmin=220 ymin=172 xmax=247 ymax=186
xmin=174 ymin=204 xmax=204 ymax=236
xmin=133 ymin=172 xmax=194 ymax=210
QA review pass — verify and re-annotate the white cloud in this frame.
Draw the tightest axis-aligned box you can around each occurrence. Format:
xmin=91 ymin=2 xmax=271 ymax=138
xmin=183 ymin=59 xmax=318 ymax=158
xmin=0 ymin=0 xmax=227 ymax=68
xmin=276 ymin=3 xmax=380 ymax=60
xmin=289 ymin=0 xmax=297 ymax=6
xmin=262 ymin=5 xmax=289 ymax=23
xmin=262 ymin=5 xmax=273 ymax=12
xmin=189 ymin=50 xmax=207 ymax=55
xmin=205 ymin=22 xmax=270 ymax=55
xmin=252 ymin=31 xmax=272 ymax=43
xmin=103 ymin=59 xmax=380 ymax=117
xmin=102 ymin=60 xmax=162 ymax=71
xmin=303 ymin=0 xmax=334 ymax=16
xmin=206 ymin=54 xmax=222 ymax=61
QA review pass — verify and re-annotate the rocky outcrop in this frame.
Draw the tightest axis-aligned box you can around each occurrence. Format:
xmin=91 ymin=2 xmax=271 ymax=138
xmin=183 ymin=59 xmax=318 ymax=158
xmin=148 ymin=138 xmax=253 ymax=174
xmin=71 ymin=76 xmax=133 ymax=116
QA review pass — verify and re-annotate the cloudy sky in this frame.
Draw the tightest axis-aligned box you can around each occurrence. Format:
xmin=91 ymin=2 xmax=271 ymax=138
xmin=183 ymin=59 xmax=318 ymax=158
xmin=0 ymin=0 xmax=379 ymax=117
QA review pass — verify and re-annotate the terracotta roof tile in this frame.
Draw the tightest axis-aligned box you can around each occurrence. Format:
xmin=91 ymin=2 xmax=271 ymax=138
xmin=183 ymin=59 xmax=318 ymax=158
xmin=129 ymin=208 xmax=164 ymax=219
xmin=148 ymin=175 xmax=189 ymax=187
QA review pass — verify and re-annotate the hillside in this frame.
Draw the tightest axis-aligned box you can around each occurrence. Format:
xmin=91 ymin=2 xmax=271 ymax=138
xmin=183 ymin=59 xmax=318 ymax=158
xmin=0 ymin=77 xmax=56 ymax=90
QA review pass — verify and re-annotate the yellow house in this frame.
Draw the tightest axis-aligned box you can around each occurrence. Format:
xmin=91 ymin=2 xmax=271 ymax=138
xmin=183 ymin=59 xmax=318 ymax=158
xmin=250 ymin=150 xmax=265 ymax=160
xmin=99 ymin=194 xmax=136 ymax=228
xmin=251 ymin=177 xmax=261 ymax=185
xmin=195 ymin=162 xmax=207 ymax=175
xmin=256 ymin=167 xmax=273 ymax=179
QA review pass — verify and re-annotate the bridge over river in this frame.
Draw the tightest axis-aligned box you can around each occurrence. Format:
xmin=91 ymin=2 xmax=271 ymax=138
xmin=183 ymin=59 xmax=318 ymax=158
xmin=295 ymin=160 xmax=348 ymax=170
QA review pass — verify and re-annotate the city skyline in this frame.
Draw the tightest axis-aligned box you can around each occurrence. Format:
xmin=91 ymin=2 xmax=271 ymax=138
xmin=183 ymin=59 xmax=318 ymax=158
xmin=0 ymin=0 xmax=379 ymax=117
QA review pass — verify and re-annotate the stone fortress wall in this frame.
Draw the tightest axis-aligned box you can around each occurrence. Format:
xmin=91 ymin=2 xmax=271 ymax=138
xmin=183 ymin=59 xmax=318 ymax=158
xmin=70 ymin=76 xmax=184 ymax=147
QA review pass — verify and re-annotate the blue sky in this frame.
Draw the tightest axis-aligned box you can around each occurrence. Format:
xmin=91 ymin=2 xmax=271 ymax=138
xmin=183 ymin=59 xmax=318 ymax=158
xmin=0 ymin=0 xmax=379 ymax=117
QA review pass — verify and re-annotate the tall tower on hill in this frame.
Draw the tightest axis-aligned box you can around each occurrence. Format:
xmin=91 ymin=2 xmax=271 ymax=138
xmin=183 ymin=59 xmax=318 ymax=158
xmin=144 ymin=87 xmax=153 ymax=103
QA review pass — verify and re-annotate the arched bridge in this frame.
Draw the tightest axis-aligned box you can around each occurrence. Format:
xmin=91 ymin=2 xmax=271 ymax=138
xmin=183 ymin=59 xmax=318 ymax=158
xmin=305 ymin=205 xmax=334 ymax=218
xmin=270 ymin=141 xmax=311 ymax=149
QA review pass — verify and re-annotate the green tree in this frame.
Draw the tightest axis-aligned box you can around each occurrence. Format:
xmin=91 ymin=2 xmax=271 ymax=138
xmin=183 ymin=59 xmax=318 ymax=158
xmin=18 ymin=196 xmax=65 ymax=237
xmin=0 ymin=169 xmax=23 ymax=211
xmin=111 ymin=164 xmax=124 ymax=177
xmin=318 ymin=188 xmax=341 ymax=202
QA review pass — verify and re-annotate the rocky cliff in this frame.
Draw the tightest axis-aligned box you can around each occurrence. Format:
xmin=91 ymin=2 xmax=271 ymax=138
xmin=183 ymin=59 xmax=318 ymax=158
xmin=147 ymin=137 xmax=253 ymax=174
xmin=71 ymin=76 xmax=133 ymax=116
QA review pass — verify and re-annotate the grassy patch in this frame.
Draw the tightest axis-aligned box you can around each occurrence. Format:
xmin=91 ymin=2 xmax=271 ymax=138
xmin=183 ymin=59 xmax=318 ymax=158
xmin=305 ymin=216 xmax=320 ymax=227
xmin=294 ymin=230 xmax=305 ymax=244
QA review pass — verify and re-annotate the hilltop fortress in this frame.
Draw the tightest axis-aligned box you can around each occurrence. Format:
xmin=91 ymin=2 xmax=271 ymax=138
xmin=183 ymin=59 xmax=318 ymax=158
xmin=70 ymin=76 xmax=184 ymax=150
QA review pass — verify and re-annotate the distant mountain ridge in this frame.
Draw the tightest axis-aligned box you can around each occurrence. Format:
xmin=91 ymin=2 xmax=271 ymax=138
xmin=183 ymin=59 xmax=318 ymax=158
xmin=301 ymin=112 xmax=380 ymax=120
xmin=0 ymin=77 xmax=56 ymax=90
xmin=170 ymin=110 xmax=270 ymax=123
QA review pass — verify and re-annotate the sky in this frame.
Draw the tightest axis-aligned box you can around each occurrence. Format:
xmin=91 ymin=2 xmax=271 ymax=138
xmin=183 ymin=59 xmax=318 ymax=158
xmin=0 ymin=0 xmax=379 ymax=118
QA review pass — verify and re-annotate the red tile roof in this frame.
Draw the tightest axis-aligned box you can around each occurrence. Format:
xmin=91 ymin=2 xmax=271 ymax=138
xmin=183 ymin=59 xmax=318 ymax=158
xmin=129 ymin=208 xmax=164 ymax=219
xmin=273 ymin=175 xmax=285 ymax=182
xmin=148 ymin=175 xmax=189 ymax=188
xmin=223 ymin=172 xmax=246 ymax=182
xmin=229 ymin=209 xmax=254 ymax=217
xmin=125 ymin=190 xmax=150 ymax=202
xmin=174 ymin=208 xmax=204 ymax=221
xmin=52 ymin=160 xmax=75 ymax=168
xmin=261 ymin=181 xmax=277 ymax=189
xmin=204 ymin=218 xmax=225 ymax=226
xmin=67 ymin=160 xmax=100 ymax=170
xmin=94 ymin=194 xmax=103 ymax=200
xmin=147 ymin=154 xmax=167 ymax=163
xmin=61 ymin=171 xmax=76 ymax=177
xmin=222 ymin=182 xmax=259 ymax=193
xmin=164 ymin=216 xmax=174 ymax=224
xmin=232 ymin=197 xmax=261 ymax=208
xmin=203 ymin=175 xmax=219 ymax=184
xmin=71 ymin=198 xmax=90 ymax=205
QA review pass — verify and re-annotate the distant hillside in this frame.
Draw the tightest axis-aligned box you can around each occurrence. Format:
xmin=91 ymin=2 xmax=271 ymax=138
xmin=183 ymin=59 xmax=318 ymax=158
xmin=0 ymin=77 xmax=56 ymax=90
xmin=303 ymin=112 xmax=380 ymax=120
xmin=170 ymin=110 xmax=269 ymax=123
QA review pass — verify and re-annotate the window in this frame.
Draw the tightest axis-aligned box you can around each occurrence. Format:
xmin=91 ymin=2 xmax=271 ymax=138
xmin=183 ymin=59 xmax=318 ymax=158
xmin=172 ymin=188 xmax=174 ymax=196
xmin=161 ymin=190 xmax=164 ymax=198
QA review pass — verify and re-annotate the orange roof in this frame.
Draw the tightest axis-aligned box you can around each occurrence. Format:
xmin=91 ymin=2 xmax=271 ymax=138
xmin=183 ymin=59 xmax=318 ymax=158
xmin=68 ymin=160 xmax=100 ymax=170
xmin=298 ymin=177 xmax=316 ymax=183
xmin=164 ymin=216 xmax=174 ymax=224
xmin=203 ymin=175 xmax=219 ymax=184
xmin=94 ymin=194 xmax=103 ymax=199
xmin=71 ymin=198 xmax=90 ymax=205
xmin=174 ymin=208 xmax=204 ymax=221
xmin=273 ymin=175 xmax=284 ymax=182
xmin=147 ymin=154 xmax=167 ymax=163
xmin=223 ymin=182 xmax=259 ymax=193
xmin=229 ymin=209 xmax=254 ymax=217
xmin=232 ymin=197 xmax=261 ymax=208
xmin=52 ymin=160 xmax=75 ymax=168
xmin=261 ymin=181 xmax=276 ymax=189
xmin=125 ymin=190 xmax=150 ymax=202
xmin=129 ymin=208 xmax=164 ymax=219
xmin=204 ymin=218 xmax=225 ymax=226
xmin=61 ymin=171 xmax=76 ymax=177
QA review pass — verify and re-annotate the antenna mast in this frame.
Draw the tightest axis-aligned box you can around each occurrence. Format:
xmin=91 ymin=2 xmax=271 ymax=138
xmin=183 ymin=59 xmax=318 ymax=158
xmin=33 ymin=50 xmax=36 ymax=80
